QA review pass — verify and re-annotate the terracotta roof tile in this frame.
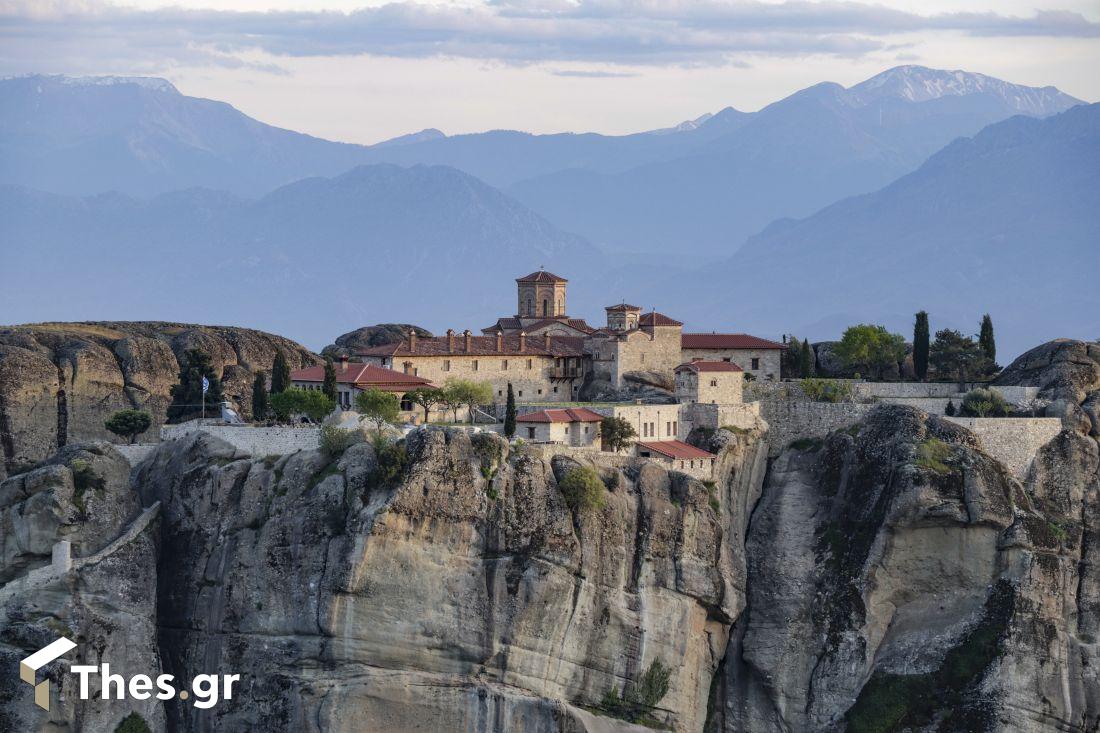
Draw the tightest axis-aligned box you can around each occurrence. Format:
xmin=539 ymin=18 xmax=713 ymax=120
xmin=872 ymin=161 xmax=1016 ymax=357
xmin=290 ymin=363 xmax=434 ymax=391
xmin=516 ymin=270 xmax=567 ymax=283
xmin=516 ymin=408 xmax=605 ymax=423
xmin=605 ymin=303 xmax=641 ymax=312
xmin=635 ymin=440 xmax=716 ymax=460
xmin=358 ymin=334 xmax=586 ymax=358
xmin=681 ymin=333 xmax=786 ymax=350
xmin=639 ymin=312 xmax=683 ymax=327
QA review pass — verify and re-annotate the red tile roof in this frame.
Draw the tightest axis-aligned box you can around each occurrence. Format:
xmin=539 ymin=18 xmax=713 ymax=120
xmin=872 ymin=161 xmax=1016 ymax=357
xmin=640 ymin=312 xmax=683 ymax=327
xmin=681 ymin=333 xmax=786 ymax=350
xmin=290 ymin=363 xmax=434 ymax=391
xmin=676 ymin=361 xmax=743 ymax=373
xmin=516 ymin=270 xmax=567 ymax=283
xmin=516 ymin=408 xmax=605 ymax=423
xmin=358 ymin=334 xmax=586 ymax=358
xmin=636 ymin=440 xmax=716 ymax=460
xmin=605 ymin=303 xmax=641 ymax=312
xmin=482 ymin=318 xmax=522 ymax=333
xmin=523 ymin=317 xmax=596 ymax=335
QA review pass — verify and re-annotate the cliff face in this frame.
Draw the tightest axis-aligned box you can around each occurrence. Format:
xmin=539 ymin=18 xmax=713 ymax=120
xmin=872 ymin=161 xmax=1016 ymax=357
xmin=716 ymin=405 xmax=1099 ymax=732
xmin=0 ymin=322 xmax=318 ymax=477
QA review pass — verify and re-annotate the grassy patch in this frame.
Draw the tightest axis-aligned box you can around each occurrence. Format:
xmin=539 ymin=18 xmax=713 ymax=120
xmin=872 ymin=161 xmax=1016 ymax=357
xmin=306 ymin=461 xmax=343 ymax=491
xmin=70 ymin=458 xmax=105 ymax=516
xmin=915 ymin=438 xmax=954 ymax=475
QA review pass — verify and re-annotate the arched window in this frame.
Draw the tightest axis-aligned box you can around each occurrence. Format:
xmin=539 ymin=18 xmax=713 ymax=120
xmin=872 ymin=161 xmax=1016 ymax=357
xmin=525 ymin=298 xmax=533 ymax=316
xmin=399 ymin=394 xmax=413 ymax=411
xmin=542 ymin=299 xmax=549 ymax=316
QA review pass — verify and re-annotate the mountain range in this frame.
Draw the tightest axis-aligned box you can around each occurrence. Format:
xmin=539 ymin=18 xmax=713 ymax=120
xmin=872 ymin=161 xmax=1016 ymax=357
xmin=0 ymin=66 xmax=1094 ymax=356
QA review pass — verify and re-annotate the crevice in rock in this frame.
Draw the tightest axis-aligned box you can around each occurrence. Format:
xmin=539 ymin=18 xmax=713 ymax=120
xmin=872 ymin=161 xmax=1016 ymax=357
xmin=55 ymin=363 xmax=68 ymax=449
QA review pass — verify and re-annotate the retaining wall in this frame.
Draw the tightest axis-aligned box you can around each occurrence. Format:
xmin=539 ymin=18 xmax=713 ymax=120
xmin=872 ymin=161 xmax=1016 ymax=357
xmin=943 ymin=417 xmax=1063 ymax=477
xmin=159 ymin=423 xmax=320 ymax=456
xmin=759 ymin=401 xmax=876 ymax=456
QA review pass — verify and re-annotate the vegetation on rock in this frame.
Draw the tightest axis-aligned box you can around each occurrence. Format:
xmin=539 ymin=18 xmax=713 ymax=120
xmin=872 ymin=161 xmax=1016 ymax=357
xmin=801 ymin=378 xmax=852 ymax=403
xmin=599 ymin=658 xmax=673 ymax=726
xmin=104 ymin=409 xmax=152 ymax=444
xmin=559 ymin=466 xmax=606 ymax=513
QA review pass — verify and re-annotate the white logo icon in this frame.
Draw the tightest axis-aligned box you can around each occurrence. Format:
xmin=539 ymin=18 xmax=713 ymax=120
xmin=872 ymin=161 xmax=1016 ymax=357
xmin=20 ymin=637 xmax=77 ymax=711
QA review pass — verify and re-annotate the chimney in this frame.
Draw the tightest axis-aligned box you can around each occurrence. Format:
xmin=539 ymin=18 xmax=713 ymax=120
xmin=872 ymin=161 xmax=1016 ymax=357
xmin=544 ymin=331 xmax=552 ymax=350
xmin=408 ymin=328 xmax=418 ymax=353
xmin=496 ymin=331 xmax=503 ymax=351
xmin=463 ymin=329 xmax=472 ymax=353
xmin=519 ymin=331 xmax=526 ymax=352
xmin=339 ymin=354 xmax=349 ymax=372
xmin=447 ymin=329 xmax=455 ymax=353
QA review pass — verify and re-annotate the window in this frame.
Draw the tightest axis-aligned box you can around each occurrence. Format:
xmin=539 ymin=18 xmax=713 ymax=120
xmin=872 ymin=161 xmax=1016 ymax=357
xmin=553 ymin=386 xmax=559 ymax=393
xmin=666 ymin=421 xmax=671 ymax=436
xmin=498 ymin=390 xmax=503 ymax=397
xmin=527 ymin=427 xmax=536 ymax=439
xmin=518 ymin=390 xmax=523 ymax=397
xmin=443 ymin=360 xmax=451 ymax=372
xmin=472 ymin=360 xmax=479 ymax=371
xmin=413 ymin=368 xmax=419 ymax=376
xmin=565 ymin=426 xmax=570 ymax=435
xmin=502 ymin=359 xmax=508 ymax=370
xmin=641 ymin=353 xmax=645 ymax=363
xmin=526 ymin=359 xmax=533 ymax=369
xmin=650 ymin=422 xmax=655 ymax=437
xmin=542 ymin=299 xmax=549 ymax=316
xmin=400 ymin=395 xmax=413 ymax=411
xmin=722 ymin=357 xmax=731 ymax=362
xmin=710 ymin=379 xmax=718 ymax=387
xmin=673 ymin=420 xmax=678 ymax=435
xmin=751 ymin=358 xmax=760 ymax=370
xmin=584 ymin=426 xmax=589 ymax=434
xmin=537 ymin=389 xmax=543 ymax=395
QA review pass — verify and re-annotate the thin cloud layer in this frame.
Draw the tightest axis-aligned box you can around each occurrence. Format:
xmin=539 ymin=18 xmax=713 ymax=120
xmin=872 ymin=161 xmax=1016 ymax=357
xmin=1 ymin=0 xmax=1098 ymax=73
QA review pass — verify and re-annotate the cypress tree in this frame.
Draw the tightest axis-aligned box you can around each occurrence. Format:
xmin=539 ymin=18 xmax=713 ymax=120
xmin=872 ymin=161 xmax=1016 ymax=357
xmin=800 ymin=340 xmax=814 ymax=378
xmin=322 ymin=357 xmax=338 ymax=401
xmin=504 ymin=383 xmax=517 ymax=439
xmin=784 ymin=336 xmax=801 ymax=378
xmin=913 ymin=311 xmax=930 ymax=381
xmin=167 ymin=349 xmax=223 ymax=423
xmin=271 ymin=351 xmax=291 ymax=394
xmin=979 ymin=314 xmax=996 ymax=364
xmin=251 ymin=371 xmax=269 ymax=422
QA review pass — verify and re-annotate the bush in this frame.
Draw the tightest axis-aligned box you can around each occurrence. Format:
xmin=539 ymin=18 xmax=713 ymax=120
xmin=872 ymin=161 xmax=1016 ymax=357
xmin=961 ymin=388 xmax=1010 ymax=417
xmin=945 ymin=399 xmax=957 ymax=416
xmin=270 ymin=388 xmax=335 ymax=423
xmin=915 ymin=438 xmax=954 ymax=475
xmin=599 ymin=658 xmax=672 ymax=724
xmin=559 ymin=466 xmax=606 ymax=513
xmin=801 ymin=378 xmax=852 ymax=403
xmin=115 ymin=713 xmax=152 ymax=733
xmin=319 ymin=425 xmax=358 ymax=458
xmin=366 ymin=437 xmax=408 ymax=492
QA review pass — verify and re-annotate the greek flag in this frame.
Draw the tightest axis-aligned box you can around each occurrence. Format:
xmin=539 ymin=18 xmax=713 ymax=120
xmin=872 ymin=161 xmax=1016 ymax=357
xmin=202 ymin=376 xmax=210 ymax=394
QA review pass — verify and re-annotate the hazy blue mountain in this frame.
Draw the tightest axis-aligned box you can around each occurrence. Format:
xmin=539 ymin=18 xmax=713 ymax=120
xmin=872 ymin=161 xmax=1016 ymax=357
xmin=0 ymin=74 xmax=377 ymax=197
xmin=671 ymin=103 xmax=1100 ymax=360
xmin=0 ymin=164 xmax=600 ymax=348
xmin=505 ymin=66 xmax=1083 ymax=255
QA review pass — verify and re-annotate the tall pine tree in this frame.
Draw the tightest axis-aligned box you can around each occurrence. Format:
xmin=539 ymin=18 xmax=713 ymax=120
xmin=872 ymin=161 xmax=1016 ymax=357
xmin=800 ymin=340 xmax=814 ymax=378
xmin=784 ymin=336 xmax=802 ymax=378
xmin=913 ymin=311 xmax=930 ymax=381
xmin=167 ymin=349 xmax=224 ymax=423
xmin=979 ymin=314 xmax=996 ymax=365
xmin=251 ymin=371 xmax=269 ymax=422
xmin=271 ymin=351 xmax=291 ymax=394
xmin=322 ymin=357 xmax=338 ymax=401
xmin=504 ymin=383 xmax=517 ymax=438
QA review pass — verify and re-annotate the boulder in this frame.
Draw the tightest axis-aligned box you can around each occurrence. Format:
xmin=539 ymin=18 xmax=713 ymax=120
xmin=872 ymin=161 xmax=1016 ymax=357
xmin=322 ymin=323 xmax=432 ymax=357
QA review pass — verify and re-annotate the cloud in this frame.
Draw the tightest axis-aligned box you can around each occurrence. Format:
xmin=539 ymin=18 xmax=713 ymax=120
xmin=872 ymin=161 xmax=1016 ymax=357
xmin=0 ymin=0 xmax=1097 ymax=74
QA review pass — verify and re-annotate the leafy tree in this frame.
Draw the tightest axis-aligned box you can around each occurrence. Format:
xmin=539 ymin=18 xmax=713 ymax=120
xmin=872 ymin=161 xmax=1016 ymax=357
xmin=270 ymin=351 xmax=291 ymax=394
xmin=979 ymin=314 xmax=997 ymax=365
xmin=799 ymin=340 xmax=814 ymax=378
xmin=558 ymin=466 xmax=606 ymax=513
xmin=104 ymin=409 xmax=152 ymax=444
xmin=444 ymin=378 xmax=494 ymax=424
xmin=356 ymin=388 xmax=400 ymax=434
xmin=407 ymin=386 xmax=444 ymax=424
xmin=913 ymin=311 xmax=930 ymax=381
xmin=961 ymin=388 xmax=1010 ymax=417
xmin=783 ymin=336 xmax=802 ymax=378
xmin=251 ymin=371 xmax=269 ymax=422
xmin=270 ymin=388 xmax=333 ymax=423
xmin=504 ymin=383 xmax=517 ymax=438
xmin=167 ymin=349 xmax=224 ymax=423
xmin=930 ymin=329 xmax=991 ymax=391
xmin=600 ymin=416 xmax=637 ymax=452
xmin=801 ymin=378 xmax=852 ymax=403
xmin=322 ymin=357 xmax=338 ymax=401
xmin=835 ymin=324 xmax=906 ymax=380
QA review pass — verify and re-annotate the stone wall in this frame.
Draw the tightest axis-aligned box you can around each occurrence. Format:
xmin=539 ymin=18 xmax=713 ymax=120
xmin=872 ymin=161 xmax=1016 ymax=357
xmin=943 ymin=417 xmax=1063 ymax=477
xmin=607 ymin=326 xmax=682 ymax=388
xmin=159 ymin=423 xmax=320 ymax=456
xmin=684 ymin=402 xmax=763 ymax=433
xmin=680 ymin=347 xmax=781 ymax=381
xmin=759 ymin=401 xmax=876 ymax=456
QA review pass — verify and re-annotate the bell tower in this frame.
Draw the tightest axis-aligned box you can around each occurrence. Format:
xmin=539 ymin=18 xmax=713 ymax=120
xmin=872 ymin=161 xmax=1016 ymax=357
xmin=516 ymin=270 xmax=567 ymax=320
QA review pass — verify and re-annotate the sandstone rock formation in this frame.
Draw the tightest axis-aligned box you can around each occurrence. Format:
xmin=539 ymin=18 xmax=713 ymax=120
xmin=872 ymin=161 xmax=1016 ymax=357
xmin=0 ymin=322 xmax=318 ymax=477
xmin=321 ymin=323 xmax=432 ymax=358
xmin=996 ymin=339 xmax=1100 ymax=435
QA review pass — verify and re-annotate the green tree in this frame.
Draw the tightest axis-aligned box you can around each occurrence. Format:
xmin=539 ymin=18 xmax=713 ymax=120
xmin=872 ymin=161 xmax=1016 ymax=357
xmin=600 ymin=416 xmax=637 ymax=452
xmin=979 ymin=314 xmax=996 ymax=366
xmin=783 ymin=336 xmax=802 ymax=378
xmin=270 ymin=388 xmax=333 ymax=423
xmin=356 ymin=388 xmax=400 ymax=434
xmin=835 ymin=324 xmax=907 ymax=380
xmin=407 ymin=386 xmax=444 ymax=424
xmin=115 ymin=713 xmax=152 ymax=733
xmin=167 ymin=349 xmax=224 ymax=423
xmin=930 ymin=329 xmax=991 ymax=391
xmin=913 ymin=311 xmax=930 ymax=381
xmin=322 ymin=357 xmax=338 ymax=401
xmin=558 ymin=466 xmax=606 ymax=513
xmin=251 ymin=371 xmax=269 ymax=422
xmin=799 ymin=340 xmax=814 ymax=378
xmin=961 ymin=387 xmax=1010 ymax=417
xmin=504 ymin=383 xmax=517 ymax=438
xmin=444 ymin=378 xmax=494 ymax=424
xmin=104 ymin=409 xmax=152 ymax=444
xmin=270 ymin=351 xmax=291 ymax=394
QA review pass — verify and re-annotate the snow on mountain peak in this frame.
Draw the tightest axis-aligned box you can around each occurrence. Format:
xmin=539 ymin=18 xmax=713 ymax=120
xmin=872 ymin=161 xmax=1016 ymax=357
xmin=849 ymin=65 xmax=1080 ymax=115
xmin=34 ymin=74 xmax=179 ymax=94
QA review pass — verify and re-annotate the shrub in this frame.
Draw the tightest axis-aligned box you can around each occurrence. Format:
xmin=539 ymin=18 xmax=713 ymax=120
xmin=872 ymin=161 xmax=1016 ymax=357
xmin=915 ymin=438 xmax=954 ymax=475
xmin=961 ymin=388 xmax=1009 ymax=417
xmin=104 ymin=409 xmax=152 ymax=444
xmin=945 ymin=399 xmax=957 ymax=416
xmin=115 ymin=713 xmax=152 ymax=733
xmin=599 ymin=658 xmax=672 ymax=724
xmin=366 ymin=437 xmax=408 ymax=492
xmin=319 ymin=425 xmax=358 ymax=458
xmin=801 ymin=378 xmax=852 ymax=403
xmin=559 ymin=466 xmax=606 ymax=513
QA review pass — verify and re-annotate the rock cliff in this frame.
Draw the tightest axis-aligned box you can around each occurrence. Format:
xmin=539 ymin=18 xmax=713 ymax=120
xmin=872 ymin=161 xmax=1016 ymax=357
xmin=0 ymin=322 xmax=318 ymax=478
xmin=996 ymin=339 xmax=1100 ymax=436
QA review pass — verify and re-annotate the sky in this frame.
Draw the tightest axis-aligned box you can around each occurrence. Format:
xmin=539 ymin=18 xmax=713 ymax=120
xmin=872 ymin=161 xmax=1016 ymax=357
xmin=2 ymin=0 xmax=1099 ymax=143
